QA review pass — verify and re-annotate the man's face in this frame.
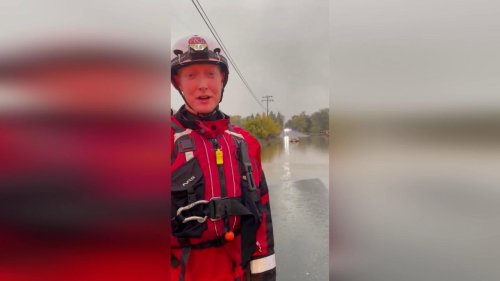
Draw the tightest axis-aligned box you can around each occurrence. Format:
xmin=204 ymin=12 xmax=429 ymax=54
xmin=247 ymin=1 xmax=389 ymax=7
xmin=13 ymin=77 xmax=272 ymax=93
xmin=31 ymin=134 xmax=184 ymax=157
xmin=175 ymin=64 xmax=224 ymax=115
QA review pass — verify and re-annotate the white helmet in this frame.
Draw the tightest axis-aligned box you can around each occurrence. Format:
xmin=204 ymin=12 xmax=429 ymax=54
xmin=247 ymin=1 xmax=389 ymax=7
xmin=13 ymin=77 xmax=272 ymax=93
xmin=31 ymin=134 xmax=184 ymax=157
xmin=171 ymin=35 xmax=229 ymax=92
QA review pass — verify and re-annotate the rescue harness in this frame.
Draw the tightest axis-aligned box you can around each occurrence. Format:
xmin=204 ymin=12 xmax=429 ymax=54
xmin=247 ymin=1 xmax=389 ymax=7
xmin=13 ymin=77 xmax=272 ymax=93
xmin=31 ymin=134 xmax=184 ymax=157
xmin=170 ymin=118 xmax=263 ymax=270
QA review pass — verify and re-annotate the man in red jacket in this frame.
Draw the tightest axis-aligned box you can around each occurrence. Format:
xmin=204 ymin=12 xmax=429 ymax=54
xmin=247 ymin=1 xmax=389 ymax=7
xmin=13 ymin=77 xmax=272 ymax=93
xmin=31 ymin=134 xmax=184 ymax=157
xmin=170 ymin=35 xmax=276 ymax=281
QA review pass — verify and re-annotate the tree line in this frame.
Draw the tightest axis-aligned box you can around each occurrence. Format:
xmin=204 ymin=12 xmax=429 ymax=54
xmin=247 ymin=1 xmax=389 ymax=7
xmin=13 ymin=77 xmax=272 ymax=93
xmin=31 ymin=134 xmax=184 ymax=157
xmin=284 ymin=108 xmax=329 ymax=134
xmin=231 ymin=111 xmax=283 ymax=140
xmin=231 ymin=108 xmax=329 ymax=139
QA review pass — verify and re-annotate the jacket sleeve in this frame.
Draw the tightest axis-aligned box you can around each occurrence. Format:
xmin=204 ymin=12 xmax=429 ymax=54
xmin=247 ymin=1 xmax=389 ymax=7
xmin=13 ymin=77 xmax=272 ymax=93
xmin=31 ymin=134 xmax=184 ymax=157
xmin=234 ymin=126 xmax=277 ymax=280
xmin=249 ymin=170 xmax=276 ymax=280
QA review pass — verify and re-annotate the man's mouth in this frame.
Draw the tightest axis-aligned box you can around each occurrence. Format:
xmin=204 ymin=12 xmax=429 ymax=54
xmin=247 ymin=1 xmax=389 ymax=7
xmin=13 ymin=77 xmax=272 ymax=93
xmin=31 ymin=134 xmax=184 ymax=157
xmin=198 ymin=95 xmax=210 ymax=100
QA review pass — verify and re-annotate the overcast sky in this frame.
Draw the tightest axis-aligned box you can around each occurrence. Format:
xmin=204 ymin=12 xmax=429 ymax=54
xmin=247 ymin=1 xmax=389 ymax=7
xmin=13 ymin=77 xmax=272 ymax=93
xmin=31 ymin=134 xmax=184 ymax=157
xmin=171 ymin=0 xmax=329 ymax=120
xmin=3 ymin=0 xmax=499 ymax=118
xmin=0 ymin=1 xmax=328 ymax=120
xmin=331 ymin=0 xmax=500 ymax=116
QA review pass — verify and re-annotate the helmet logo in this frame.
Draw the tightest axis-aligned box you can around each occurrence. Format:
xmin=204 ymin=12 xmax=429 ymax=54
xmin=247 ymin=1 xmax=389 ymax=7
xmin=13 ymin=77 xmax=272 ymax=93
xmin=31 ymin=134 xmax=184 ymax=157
xmin=188 ymin=36 xmax=208 ymax=51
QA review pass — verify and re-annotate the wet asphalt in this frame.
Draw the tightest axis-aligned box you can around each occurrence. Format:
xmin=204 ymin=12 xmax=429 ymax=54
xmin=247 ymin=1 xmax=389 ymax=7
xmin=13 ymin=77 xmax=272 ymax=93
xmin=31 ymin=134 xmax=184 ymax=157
xmin=269 ymin=178 xmax=329 ymax=281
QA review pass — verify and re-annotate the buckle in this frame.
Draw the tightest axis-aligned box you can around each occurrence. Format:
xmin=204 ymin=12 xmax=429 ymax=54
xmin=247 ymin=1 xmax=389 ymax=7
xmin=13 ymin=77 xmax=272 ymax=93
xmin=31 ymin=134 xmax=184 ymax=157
xmin=176 ymin=200 xmax=209 ymax=224
xmin=175 ymin=197 xmax=234 ymax=224
xmin=178 ymin=137 xmax=196 ymax=153
xmin=208 ymin=197 xmax=230 ymax=222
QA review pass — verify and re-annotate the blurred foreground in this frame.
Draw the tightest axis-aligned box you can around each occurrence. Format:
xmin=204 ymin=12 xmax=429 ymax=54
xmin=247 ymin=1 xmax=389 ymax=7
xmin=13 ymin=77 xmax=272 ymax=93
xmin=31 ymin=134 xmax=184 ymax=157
xmin=332 ymin=112 xmax=500 ymax=281
xmin=0 ymin=41 xmax=171 ymax=281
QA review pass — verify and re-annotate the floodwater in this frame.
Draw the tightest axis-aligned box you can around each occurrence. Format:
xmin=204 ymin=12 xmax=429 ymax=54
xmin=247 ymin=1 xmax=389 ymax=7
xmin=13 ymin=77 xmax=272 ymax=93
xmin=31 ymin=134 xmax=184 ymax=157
xmin=261 ymin=133 xmax=329 ymax=281
xmin=261 ymin=134 xmax=329 ymax=187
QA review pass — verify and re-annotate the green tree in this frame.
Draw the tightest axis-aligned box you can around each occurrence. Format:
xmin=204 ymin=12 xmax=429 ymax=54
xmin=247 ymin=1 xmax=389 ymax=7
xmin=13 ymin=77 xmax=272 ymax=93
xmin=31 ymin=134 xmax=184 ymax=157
xmin=276 ymin=112 xmax=285 ymax=129
xmin=286 ymin=112 xmax=309 ymax=133
xmin=310 ymin=108 xmax=329 ymax=133
xmin=242 ymin=114 xmax=281 ymax=139
xmin=269 ymin=111 xmax=276 ymax=120
xmin=231 ymin=115 xmax=243 ymax=127
xmin=303 ymin=112 xmax=312 ymax=133
xmin=285 ymin=109 xmax=329 ymax=134
xmin=267 ymin=111 xmax=284 ymax=131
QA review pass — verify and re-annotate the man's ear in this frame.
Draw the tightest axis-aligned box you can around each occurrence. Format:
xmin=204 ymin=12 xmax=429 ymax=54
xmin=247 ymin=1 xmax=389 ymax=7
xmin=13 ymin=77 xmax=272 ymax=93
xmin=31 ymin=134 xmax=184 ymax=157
xmin=173 ymin=75 xmax=181 ymax=90
xmin=220 ymin=70 xmax=226 ymax=85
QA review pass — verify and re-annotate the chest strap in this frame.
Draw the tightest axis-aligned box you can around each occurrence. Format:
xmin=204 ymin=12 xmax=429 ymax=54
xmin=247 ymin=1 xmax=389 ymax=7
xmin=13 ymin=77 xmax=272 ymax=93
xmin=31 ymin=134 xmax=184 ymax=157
xmin=174 ymin=197 xmax=252 ymax=225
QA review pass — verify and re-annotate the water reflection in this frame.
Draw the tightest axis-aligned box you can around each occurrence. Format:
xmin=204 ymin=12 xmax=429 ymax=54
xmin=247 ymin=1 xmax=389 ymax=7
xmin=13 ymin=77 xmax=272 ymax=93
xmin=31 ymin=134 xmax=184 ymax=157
xmin=260 ymin=139 xmax=284 ymax=162
xmin=265 ymin=133 xmax=330 ymax=280
xmin=282 ymin=136 xmax=291 ymax=181
xmin=261 ymin=134 xmax=329 ymax=187
xmin=283 ymin=135 xmax=290 ymax=155
xmin=293 ymin=136 xmax=329 ymax=153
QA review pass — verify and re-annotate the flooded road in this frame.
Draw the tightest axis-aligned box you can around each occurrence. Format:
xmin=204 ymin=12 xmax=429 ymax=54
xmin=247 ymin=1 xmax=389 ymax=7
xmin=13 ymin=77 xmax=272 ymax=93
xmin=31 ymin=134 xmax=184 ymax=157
xmin=261 ymin=134 xmax=329 ymax=281
xmin=261 ymin=135 xmax=329 ymax=187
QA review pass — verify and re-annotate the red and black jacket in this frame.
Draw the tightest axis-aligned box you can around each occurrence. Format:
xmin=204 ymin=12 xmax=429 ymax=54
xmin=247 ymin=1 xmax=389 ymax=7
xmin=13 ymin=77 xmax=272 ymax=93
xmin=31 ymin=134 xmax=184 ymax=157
xmin=170 ymin=106 xmax=276 ymax=280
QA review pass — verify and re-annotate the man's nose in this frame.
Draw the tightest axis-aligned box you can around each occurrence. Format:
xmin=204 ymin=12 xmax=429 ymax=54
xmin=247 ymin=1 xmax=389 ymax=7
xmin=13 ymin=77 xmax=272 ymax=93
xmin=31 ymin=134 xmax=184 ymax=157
xmin=197 ymin=77 xmax=209 ymax=90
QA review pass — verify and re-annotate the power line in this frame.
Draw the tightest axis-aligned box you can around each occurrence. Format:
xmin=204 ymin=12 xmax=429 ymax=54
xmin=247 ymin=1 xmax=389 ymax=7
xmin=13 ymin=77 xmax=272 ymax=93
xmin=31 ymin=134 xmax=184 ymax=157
xmin=191 ymin=0 xmax=248 ymax=88
xmin=194 ymin=1 xmax=256 ymax=100
xmin=191 ymin=0 xmax=264 ymax=110
xmin=193 ymin=0 xmax=237 ymax=69
xmin=190 ymin=0 xmax=266 ymax=111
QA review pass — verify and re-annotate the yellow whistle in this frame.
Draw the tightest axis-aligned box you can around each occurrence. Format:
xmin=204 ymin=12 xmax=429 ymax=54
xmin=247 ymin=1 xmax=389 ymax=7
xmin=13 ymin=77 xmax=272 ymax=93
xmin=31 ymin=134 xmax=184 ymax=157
xmin=216 ymin=149 xmax=223 ymax=165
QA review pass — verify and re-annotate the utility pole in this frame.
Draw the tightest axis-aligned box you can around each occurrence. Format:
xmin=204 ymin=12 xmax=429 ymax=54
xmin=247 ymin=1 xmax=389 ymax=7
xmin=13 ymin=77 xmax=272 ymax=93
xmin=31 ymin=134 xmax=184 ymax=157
xmin=261 ymin=95 xmax=274 ymax=116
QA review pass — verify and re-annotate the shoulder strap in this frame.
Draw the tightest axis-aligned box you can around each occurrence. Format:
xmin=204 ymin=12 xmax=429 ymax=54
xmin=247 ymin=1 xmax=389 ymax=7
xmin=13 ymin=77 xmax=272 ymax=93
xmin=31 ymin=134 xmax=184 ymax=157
xmin=171 ymin=120 xmax=184 ymax=133
xmin=229 ymin=130 xmax=264 ymax=268
xmin=225 ymin=124 xmax=245 ymax=140
xmin=171 ymin=120 xmax=196 ymax=164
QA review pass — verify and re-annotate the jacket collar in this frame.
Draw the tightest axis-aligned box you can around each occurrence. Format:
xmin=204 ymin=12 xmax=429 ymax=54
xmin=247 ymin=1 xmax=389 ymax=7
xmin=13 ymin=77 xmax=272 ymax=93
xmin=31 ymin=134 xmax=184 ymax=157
xmin=174 ymin=105 xmax=230 ymax=139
